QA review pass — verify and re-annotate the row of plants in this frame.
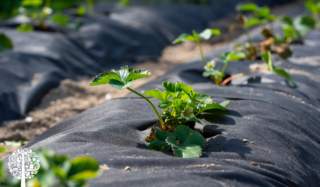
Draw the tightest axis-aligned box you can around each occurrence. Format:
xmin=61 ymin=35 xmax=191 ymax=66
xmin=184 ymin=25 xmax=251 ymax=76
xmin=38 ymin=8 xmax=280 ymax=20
xmin=88 ymin=2 xmax=320 ymax=158
xmin=173 ymin=2 xmax=318 ymax=87
xmin=0 ymin=146 xmax=101 ymax=187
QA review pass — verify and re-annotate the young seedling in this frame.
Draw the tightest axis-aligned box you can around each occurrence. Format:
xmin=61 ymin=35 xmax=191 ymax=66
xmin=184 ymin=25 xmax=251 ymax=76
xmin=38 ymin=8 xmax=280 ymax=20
xmin=236 ymin=3 xmax=276 ymax=27
xmin=278 ymin=15 xmax=316 ymax=43
xmin=305 ymin=0 xmax=320 ymax=21
xmin=203 ymin=52 xmax=246 ymax=85
xmin=0 ymin=32 xmax=13 ymax=52
xmin=18 ymin=0 xmax=53 ymax=30
xmin=172 ymin=28 xmax=221 ymax=66
xmin=172 ymin=28 xmax=221 ymax=83
xmin=90 ymin=66 xmax=230 ymax=158
xmin=221 ymin=51 xmax=297 ymax=87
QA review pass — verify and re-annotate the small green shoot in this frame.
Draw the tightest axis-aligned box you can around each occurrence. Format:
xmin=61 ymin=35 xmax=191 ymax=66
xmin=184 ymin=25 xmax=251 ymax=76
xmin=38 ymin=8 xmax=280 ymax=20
xmin=305 ymin=0 xmax=320 ymax=21
xmin=278 ymin=15 xmax=316 ymax=42
xmin=221 ymin=51 xmax=297 ymax=87
xmin=91 ymin=67 xmax=229 ymax=158
xmin=203 ymin=52 xmax=245 ymax=85
xmin=51 ymin=12 xmax=69 ymax=26
xmin=0 ymin=32 xmax=13 ymax=52
xmin=173 ymin=29 xmax=221 ymax=66
xmin=236 ymin=3 xmax=276 ymax=25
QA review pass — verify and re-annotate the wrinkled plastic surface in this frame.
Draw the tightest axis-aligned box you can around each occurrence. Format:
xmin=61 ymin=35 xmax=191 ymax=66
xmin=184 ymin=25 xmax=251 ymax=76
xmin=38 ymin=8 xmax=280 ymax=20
xmin=0 ymin=0 xmax=294 ymax=123
xmin=17 ymin=24 xmax=320 ymax=186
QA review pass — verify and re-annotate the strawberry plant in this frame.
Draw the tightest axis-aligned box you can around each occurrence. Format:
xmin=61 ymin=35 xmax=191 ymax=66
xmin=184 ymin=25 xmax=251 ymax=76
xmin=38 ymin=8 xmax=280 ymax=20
xmin=236 ymin=3 xmax=276 ymax=26
xmin=90 ymin=66 xmax=230 ymax=158
xmin=221 ymin=51 xmax=297 ymax=87
xmin=203 ymin=52 xmax=245 ymax=85
xmin=277 ymin=15 xmax=316 ymax=43
xmin=172 ymin=28 xmax=221 ymax=83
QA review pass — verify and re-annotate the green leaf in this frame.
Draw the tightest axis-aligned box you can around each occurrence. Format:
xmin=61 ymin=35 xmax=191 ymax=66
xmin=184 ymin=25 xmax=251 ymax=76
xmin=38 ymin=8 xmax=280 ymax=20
xmin=21 ymin=0 xmax=43 ymax=7
xmin=245 ymin=17 xmax=261 ymax=28
xmin=90 ymin=72 xmax=122 ymax=86
xmin=0 ymin=147 xmax=5 ymax=153
xmin=16 ymin=23 xmax=34 ymax=32
xmin=281 ymin=16 xmax=294 ymax=26
xmin=200 ymin=103 xmax=226 ymax=111
xmin=262 ymin=51 xmax=275 ymax=71
xmin=77 ymin=5 xmax=86 ymax=16
xmin=162 ymin=81 xmax=176 ymax=93
xmin=179 ymin=83 xmax=194 ymax=99
xmin=69 ymin=170 xmax=100 ymax=180
xmin=68 ymin=157 xmax=100 ymax=179
xmin=273 ymin=68 xmax=297 ymax=88
xmin=144 ymin=89 xmax=170 ymax=101
xmin=237 ymin=3 xmax=258 ymax=13
xmin=294 ymin=15 xmax=316 ymax=37
xmin=0 ymin=33 xmax=13 ymax=52
xmin=51 ymin=12 xmax=69 ymax=26
xmin=126 ymin=69 xmax=150 ymax=82
xmin=220 ymin=100 xmax=230 ymax=108
xmin=91 ymin=66 xmax=150 ymax=87
xmin=194 ymin=93 xmax=213 ymax=107
xmin=202 ymin=69 xmax=221 ymax=77
xmin=109 ymin=79 xmax=134 ymax=90
xmin=114 ymin=66 xmax=130 ymax=83
xmin=198 ymin=29 xmax=221 ymax=40
xmin=192 ymin=117 xmax=202 ymax=124
xmin=282 ymin=25 xmax=298 ymax=39
xmin=147 ymin=128 xmax=176 ymax=151
xmin=166 ymin=137 xmax=202 ymax=158
xmin=227 ymin=52 xmax=246 ymax=62
xmin=4 ymin=140 xmax=28 ymax=147
xmin=172 ymin=33 xmax=195 ymax=44
xmin=53 ymin=166 xmax=67 ymax=179
xmin=158 ymin=101 xmax=172 ymax=109
xmin=164 ymin=125 xmax=206 ymax=158
xmin=175 ymin=125 xmax=206 ymax=149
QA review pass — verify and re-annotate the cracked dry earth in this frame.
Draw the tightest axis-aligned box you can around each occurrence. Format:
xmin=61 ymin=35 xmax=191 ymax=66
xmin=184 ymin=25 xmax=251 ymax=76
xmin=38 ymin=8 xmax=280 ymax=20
xmin=0 ymin=0 xmax=305 ymax=160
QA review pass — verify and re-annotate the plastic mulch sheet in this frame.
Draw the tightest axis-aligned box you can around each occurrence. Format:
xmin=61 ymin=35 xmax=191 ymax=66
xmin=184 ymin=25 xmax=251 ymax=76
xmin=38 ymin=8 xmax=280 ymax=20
xmin=17 ymin=24 xmax=320 ymax=186
xmin=0 ymin=0 xmax=294 ymax=123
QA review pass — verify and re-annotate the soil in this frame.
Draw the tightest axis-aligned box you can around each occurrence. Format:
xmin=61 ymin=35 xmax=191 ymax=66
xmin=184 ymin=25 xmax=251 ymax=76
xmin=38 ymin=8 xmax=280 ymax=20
xmin=0 ymin=0 xmax=304 ymax=160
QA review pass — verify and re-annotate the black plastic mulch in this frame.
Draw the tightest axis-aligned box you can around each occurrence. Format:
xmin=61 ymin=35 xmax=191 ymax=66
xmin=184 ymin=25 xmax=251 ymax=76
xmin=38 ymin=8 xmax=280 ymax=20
xmin=16 ymin=14 xmax=320 ymax=186
xmin=0 ymin=0 xmax=295 ymax=124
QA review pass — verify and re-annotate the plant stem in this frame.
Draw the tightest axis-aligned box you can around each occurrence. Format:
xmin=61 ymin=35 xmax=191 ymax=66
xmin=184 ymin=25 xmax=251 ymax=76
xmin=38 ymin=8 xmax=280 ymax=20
xmin=244 ymin=27 xmax=253 ymax=47
xmin=127 ymin=87 xmax=164 ymax=126
xmin=196 ymin=39 xmax=207 ymax=66
xmin=87 ymin=0 xmax=94 ymax=16
xmin=220 ymin=67 xmax=268 ymax=86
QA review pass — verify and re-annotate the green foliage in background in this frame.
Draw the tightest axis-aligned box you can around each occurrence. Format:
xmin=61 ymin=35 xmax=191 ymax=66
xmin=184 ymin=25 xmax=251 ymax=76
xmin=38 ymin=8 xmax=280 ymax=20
xmin=0 ymin=148 xmax=101 ymax=187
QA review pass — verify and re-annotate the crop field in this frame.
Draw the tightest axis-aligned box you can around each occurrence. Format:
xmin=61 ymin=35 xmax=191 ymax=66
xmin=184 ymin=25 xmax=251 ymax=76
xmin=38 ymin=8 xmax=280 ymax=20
xmin=0 ymin=0 xmax=320 ymax=186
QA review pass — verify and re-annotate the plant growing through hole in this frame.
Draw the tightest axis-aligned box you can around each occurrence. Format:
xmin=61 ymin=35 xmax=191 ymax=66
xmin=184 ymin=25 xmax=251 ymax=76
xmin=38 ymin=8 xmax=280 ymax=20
xmin=221 ymin=51 xmax=297 ymax=87
xmin=172 ymin=28 xmax=221 ymax=83
xmin=276 ymin=15 xmax=316 ymax=43
xmin=90 ymin=66 xmax=230 ymax=158
xmin=202 ymin=52 xmax=246 ymax=85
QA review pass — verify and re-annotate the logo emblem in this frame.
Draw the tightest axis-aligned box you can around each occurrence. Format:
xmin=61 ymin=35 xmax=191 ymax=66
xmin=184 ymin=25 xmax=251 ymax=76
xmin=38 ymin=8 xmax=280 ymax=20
xmin=8 ymin=148 xmax=40 ymax=187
